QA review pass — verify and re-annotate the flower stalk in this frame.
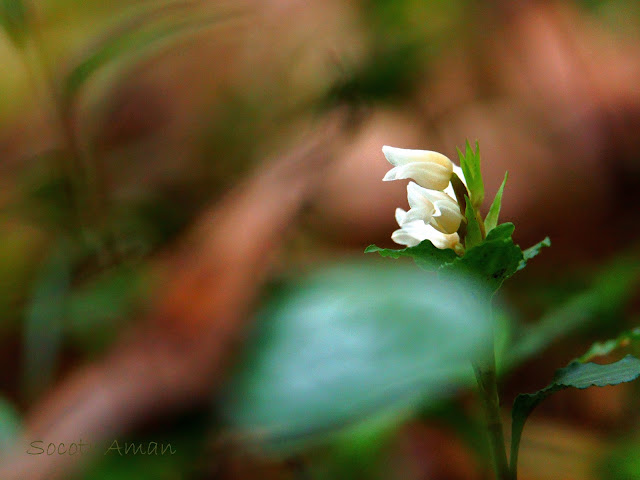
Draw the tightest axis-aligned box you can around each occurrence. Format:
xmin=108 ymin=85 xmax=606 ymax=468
xmin=473 ymin=337 xmax=512 ymax=480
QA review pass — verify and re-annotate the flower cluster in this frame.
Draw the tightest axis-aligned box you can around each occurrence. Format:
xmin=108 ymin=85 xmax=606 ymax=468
xmin=382 ymin=146 xmax=465 ymax=250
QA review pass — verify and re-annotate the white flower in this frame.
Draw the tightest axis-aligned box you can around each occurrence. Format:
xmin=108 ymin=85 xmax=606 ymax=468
xmin=404 ymin=182 xmax=464 ymax=234
xmin=392 ymin=208 xmax=461 ymax=250
xmin=382 ymin=146 xmax=453 ymax=191
xmin=382 ymin=144 xmax=467 ymax=250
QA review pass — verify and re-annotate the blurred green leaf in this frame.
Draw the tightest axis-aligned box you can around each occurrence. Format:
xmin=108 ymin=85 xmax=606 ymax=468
xmin=484 ymin=172 xmax=508 ymax=233
xmin=76 ymin=408 xmax=209 ymax=480
xmin=80 ymin=442 xmax=186 ymax=480
xmin=577 ymin=327 xmax=640 ymax=363
xmin=510 ymin=355 xmax=640 ymax=475
xmin=63 ymin=3 xmax=237 ymax=102
xmin=317 ymin=409 xmax=405 ymax=480
xmin=326 ymin=42 xmax=423 ymax=105
xmin=22 ymin=238 xmax=72 ymax=400
xmin=67 ymin=264 xmax=146 ymax=353
xmin=222 ymin=262 xmax=493 ymax=453
xmin=507 ymin=257 xmax=640 ymax=367
xmin=0 ymin=397 xmax=21 ymax=453
xmin=0 ymin=0 xmax=28 ymax=47
xmin=364 ymin=241 xmax=457 ymax=271
xmin=598 ymin=435 xmax=640 ymax=480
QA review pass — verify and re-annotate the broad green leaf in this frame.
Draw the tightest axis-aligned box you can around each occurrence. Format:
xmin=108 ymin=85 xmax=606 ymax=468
xmin=0 ymin=0 xmax=28 ymax=47
xmin=222 ymin=262 xmax=493 ymax=453
xmin=442 ymin=234 xmax=523 ymax=293
xmin=517 ymin=237 xmax=551 ymax=271
xmin=510 ymin=355 xmax=640 ymax=475
xmin=507 ymin=257 xmax=639 ymax=367
xmin=365 ymin=241 xmax=457 ymax=271
xmin=0 ymin=397 xmax=21 ymax=452
xmin=457 ymin=140 xmax=484 ymax=208
xmin=463 ymin=195 xmax=483 ymax=249
xmin=577 ymin=327 xmax=640 ymax=363
xmin=484 ymin=172 xmax=508 ymax=233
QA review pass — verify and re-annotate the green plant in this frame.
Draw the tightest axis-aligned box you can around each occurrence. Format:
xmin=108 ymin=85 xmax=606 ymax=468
xmin=365 ymin=141 xmax=640 ymax=479
xmin=221 ymin=141 xmax=640 ymax=479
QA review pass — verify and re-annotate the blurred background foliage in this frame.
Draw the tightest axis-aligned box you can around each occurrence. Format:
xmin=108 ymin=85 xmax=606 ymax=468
xmin=0 ymin=0 xmax=639 ymax=478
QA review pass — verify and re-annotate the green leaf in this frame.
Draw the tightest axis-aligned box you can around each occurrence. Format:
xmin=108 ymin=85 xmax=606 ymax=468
xmin=67 ymin=265 xmax=146 ymax=352
xmin=577 ymin=327 xmax=640 ymax=363
xmin=463 ymin=195 xmax=483 ymax=249
xmin=22 ymin=239 xmax=72 ymax=400
xmin=508 ymin=257 xmax=640 ymax=367
xmin=517 ymin=237 xmax=551 ymax=271
xmin=484 ymin=172 xmax=508 ymax=233
xmin=484 ymin=222 xmax=514 ymax=242
xmin=222 ymin=262 xmax=493 ymax=453
xmin=457 ymin=140 xmax=484 ymax=208
xmin=510 ymin=355 xmax=640 ymax=474
xmin=599 ymin=435 xmax=640 ymax=480
xmin=63 ymin=4 xmax=236 ymax=102
xmin=0 ymin=0 xmax=28 ymax=47
xmin=365 ymin=241 xmax=457 ymax=271
xmin=442 ymin=235 xmax=523 ymax=293
xmin=319 ymin=409 xmax=404 ymax=480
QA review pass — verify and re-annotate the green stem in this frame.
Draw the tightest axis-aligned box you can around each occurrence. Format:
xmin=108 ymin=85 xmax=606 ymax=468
xmin=473 ymin=329 xmax=512 ymax=479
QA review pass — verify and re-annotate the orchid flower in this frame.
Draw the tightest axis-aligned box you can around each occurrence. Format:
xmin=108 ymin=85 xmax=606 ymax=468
xmin=383 ymin=145 xmax=467 ymax=250
xmin=391 ymin=208 xmax=461 ymax=250
xmin=382 ymin=146 xmax=453 ymax=191
xmin=404 ymin=182 xmax=464 ymax=235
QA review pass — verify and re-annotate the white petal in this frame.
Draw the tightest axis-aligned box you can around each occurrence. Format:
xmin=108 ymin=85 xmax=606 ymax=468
xmin=406 ymin=182 xmax=434 ymax=210
xmin=391 ymin=220 xmax=461 ymax=250
xmin=395 ymin=208 xmax=408 ymax=226
xmin=391 ymin=220 xmax=431 ymax=246
xmin=382 ymin=146 xmax=453 ymax=169
xmin=403 ymin=207 xmax=435 ymax=225
xmin=430 ymin=201 xmax=464 ymax=234
xmin=391 ymin=227 xmax=421 ymax=247
xmin=429 ymin=208 xmax=463 ymax=234
xmin=421 ymin=227 xmax=461 ymax=250
xmin=403 ymin=188 xmax=463 ymax=234
xmin=419 ymin=189 xmax=456 ymax=205
xmin=407 ymin=221 xmax=460 ymax=249
xmin=424 ymin=191 xmax=464 ymax=217
xmin=383 ymin=162 xmax=452 ymax=191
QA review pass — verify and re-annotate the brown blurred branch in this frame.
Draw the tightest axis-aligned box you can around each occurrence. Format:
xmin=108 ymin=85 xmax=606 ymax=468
xmin=0 ymin=110 xmax=351 ymax=480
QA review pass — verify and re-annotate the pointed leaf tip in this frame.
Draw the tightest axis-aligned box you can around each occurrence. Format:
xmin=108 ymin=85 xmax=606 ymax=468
xmin=485 ymin=172 xmax=508 ymax=233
